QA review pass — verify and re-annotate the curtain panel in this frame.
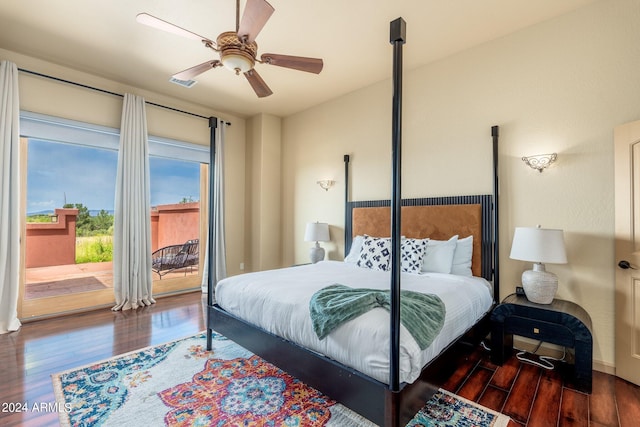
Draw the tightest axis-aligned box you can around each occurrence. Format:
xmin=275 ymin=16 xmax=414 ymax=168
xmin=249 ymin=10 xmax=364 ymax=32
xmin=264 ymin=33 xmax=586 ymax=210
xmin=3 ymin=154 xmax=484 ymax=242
xmin=112 ymin=93 xmax=155 ymax=311
xmin=202 ymin=120 xmax=227 ymax=293
xmin=0 ymin=60 xmax=22 ymax=333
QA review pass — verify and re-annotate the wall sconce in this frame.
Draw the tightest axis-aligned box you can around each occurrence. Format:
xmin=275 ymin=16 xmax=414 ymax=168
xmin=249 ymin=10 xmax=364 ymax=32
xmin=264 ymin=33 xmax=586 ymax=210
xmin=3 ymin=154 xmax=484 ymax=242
xmin=522 ymin=153 xmax=557 ymax=173
xmin=317 ymin=180 xmax=335 ymax=191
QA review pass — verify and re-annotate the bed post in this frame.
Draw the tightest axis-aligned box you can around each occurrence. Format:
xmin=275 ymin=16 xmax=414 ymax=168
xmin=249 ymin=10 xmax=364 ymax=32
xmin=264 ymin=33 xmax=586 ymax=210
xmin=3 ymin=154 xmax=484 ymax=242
xmin=491 ymin=125 xmax=500 ymax=303
xmin=389 ymin=17 xmax=406 ymax=399
xmin=206 ymin=116 xmax=218 ymax=351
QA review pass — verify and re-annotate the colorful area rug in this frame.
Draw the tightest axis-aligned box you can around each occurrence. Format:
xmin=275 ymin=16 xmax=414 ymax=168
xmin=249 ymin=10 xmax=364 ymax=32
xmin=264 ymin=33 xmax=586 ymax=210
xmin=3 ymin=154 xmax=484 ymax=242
xmin=52 ymin=332 xmax=511 ymax=427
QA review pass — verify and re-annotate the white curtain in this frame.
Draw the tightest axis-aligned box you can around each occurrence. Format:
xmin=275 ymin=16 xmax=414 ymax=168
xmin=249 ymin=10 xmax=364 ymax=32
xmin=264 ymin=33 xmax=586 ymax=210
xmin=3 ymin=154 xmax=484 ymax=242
xmin=0 ymin=60 xmax=22 ymax=334
xmin=202 ymin=120 xmax=227 ymax=293
xmin=112 ymin=94 xmax=154 ymax=311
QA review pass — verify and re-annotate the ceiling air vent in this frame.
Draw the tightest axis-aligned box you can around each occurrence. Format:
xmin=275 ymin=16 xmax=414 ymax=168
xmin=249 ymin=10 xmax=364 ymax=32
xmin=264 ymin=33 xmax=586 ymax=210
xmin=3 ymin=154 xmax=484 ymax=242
xmin=169 ymin=77 xmax=197 ymax=88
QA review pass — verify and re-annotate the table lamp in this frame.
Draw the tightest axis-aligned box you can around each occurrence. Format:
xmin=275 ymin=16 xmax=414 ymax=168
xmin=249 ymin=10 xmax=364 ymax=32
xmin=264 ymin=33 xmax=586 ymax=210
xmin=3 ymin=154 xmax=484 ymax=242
xmin=509 ymin=225 xmax=567 ymax=304
xmin=304 ymin=222 xmax=330 ymax=263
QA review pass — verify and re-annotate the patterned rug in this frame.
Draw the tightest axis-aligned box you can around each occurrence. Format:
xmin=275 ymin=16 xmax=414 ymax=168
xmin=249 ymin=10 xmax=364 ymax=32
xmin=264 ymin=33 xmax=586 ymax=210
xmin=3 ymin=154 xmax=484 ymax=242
xmin=52 ymin=332 xmax=511 ymax=427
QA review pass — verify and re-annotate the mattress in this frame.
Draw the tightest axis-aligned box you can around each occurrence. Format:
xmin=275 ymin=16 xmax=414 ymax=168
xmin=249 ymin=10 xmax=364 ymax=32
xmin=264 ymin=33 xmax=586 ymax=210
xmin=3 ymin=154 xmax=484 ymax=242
xmin=214 ymin=260 xmax=493 ymax=384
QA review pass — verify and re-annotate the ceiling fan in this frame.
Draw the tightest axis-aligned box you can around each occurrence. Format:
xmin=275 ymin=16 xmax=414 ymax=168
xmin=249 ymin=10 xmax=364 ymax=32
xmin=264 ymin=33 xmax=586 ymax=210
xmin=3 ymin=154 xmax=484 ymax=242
xmin=136 ymin=0 xmax=323 ymax=98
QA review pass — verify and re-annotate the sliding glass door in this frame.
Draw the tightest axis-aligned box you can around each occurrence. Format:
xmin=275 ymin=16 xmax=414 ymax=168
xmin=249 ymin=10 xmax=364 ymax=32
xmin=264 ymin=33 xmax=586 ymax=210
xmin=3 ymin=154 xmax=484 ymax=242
xmin=19 ymin=112 xmax=208 ymax=319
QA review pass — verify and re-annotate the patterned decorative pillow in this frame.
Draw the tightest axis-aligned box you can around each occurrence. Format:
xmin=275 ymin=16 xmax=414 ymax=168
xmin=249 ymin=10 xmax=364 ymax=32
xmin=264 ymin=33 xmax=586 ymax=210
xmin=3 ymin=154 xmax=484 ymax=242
xmin=401 ymin=238 xmax=429 ymax=273
xmin=357 ymin=236 xmax=391 ymax=271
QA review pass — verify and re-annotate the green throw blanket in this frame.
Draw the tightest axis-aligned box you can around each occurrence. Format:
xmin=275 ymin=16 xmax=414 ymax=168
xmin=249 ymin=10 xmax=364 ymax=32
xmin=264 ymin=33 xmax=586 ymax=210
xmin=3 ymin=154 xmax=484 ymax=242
xmin=309 ymin=284 xmax=446 ymax=350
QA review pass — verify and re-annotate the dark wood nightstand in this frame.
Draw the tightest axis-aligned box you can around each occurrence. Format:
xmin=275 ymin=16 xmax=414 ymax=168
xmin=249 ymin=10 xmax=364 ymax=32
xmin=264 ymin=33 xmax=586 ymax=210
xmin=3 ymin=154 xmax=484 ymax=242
xmin=490 ymin=293 xmax=593 ymax=393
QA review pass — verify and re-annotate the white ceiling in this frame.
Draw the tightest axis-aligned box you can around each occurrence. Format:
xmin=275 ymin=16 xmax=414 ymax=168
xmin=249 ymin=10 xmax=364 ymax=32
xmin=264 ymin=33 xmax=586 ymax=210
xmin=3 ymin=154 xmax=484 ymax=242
xmin=0 ymin=0 xmax=598 ymax=118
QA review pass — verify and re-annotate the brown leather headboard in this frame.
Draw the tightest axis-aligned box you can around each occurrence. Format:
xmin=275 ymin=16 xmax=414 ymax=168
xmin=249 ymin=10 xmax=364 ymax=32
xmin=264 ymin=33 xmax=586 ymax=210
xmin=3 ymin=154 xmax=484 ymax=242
xmin=352 ymin=204 xmax=482 ymax=277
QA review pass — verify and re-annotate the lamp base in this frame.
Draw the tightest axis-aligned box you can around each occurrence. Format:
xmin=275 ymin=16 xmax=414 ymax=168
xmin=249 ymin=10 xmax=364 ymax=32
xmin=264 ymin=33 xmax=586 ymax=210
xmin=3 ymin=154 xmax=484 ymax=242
xmin=309 ymin=243 xmax=325 ymax=264
xmin=522 ymin=263 xmax=558 ymax=304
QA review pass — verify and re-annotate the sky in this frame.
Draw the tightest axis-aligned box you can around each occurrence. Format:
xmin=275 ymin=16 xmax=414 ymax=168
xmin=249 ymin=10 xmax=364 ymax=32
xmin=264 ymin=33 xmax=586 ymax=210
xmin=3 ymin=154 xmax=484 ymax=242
xmin=26 ymin=139 xmax=200 ymax=215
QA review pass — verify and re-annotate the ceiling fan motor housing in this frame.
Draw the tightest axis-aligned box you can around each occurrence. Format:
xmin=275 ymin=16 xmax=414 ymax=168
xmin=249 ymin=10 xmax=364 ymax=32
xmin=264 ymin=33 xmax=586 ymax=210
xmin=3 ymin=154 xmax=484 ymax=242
xmin=217 ymin=31 xmax=258 ymax=74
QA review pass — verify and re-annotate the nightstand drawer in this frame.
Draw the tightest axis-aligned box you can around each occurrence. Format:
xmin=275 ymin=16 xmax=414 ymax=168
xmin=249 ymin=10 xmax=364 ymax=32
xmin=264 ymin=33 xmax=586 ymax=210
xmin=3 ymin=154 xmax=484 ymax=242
xmin=505 ymin=315 xmax=575 ymax=347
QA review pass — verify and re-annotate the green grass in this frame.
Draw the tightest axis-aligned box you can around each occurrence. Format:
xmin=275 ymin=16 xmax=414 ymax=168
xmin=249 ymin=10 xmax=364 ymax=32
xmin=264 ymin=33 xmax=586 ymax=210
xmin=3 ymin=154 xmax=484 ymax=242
xmin=26 ymin=214 xmax=56 ymax=223
xmin=76 ymin=236 xmax=113 ymax=263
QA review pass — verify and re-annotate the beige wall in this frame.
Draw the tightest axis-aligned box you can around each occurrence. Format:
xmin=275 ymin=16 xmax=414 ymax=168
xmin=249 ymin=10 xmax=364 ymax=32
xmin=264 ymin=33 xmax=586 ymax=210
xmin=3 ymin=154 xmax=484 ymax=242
xmin=246 ymin=114 xmax=282 ymax=271
xmin=1 ymin=47 xmax=246 ymax=278
xmin=282 ymin=0 xmax=640 ymax=370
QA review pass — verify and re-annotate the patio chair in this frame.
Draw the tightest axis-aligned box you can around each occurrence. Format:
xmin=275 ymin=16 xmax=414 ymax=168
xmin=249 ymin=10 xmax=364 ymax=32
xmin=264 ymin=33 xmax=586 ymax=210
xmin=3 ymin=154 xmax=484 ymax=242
xmin=151 ymin=239 xmax=199 ymax=278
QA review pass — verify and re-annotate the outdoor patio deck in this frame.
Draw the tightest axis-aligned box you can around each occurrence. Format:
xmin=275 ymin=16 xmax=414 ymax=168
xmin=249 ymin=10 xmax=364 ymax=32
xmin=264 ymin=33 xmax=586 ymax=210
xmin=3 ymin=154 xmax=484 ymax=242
xmin=25 ymin=262 xmax=198 ymax=299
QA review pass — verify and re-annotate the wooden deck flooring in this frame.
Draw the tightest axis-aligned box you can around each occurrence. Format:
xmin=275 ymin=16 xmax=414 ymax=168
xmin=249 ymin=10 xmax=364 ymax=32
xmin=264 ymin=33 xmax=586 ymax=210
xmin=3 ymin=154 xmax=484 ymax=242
xmin=24 ymin=261 xmax=198 ymax=299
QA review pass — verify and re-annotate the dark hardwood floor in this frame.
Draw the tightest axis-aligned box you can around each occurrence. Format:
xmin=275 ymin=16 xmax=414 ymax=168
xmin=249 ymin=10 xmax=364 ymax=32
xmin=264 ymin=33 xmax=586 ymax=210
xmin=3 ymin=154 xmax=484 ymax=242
xmin=0 ymin=291 xmax=638 ymax=426
xmin=442 ymin=341 xmax=640 ymax=427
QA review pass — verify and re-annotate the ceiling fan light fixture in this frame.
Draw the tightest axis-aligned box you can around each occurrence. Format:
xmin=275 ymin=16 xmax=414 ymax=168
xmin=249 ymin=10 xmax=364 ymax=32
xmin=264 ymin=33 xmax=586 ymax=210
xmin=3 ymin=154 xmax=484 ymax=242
xmin=217 ymin=31 xmax=257 ymax=75
xmin=220 ymin=50 xmax=255 ymax=74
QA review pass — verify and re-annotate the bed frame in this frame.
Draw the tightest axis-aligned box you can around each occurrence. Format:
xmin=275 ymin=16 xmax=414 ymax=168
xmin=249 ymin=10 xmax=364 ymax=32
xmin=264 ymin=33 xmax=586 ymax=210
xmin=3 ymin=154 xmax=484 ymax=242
xmin=207 ymin=194 xmax=498 ymax=426
xmin=206 ymin=18 xmax=501 ymax=427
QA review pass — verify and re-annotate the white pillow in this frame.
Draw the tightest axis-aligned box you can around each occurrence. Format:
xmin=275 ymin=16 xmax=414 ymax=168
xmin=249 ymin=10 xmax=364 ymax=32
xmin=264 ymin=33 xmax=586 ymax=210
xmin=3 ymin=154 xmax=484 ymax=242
xmin=357 ymin=236 xmax=391 ymax=271
xmin=344 ymin=235 xmax=364 ymax=263
xmin=421 ymin=235 xmax=458 ymax=274
xmin=451 ymin=235 xmax=473 ymax=277
xmin=401 ymin=238 xmax=429 ymax=274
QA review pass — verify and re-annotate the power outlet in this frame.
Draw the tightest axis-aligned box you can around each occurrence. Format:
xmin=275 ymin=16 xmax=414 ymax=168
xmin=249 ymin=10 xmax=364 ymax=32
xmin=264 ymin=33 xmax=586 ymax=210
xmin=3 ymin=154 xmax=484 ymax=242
xmin=239 ymin=262 xmax=245 ymax=271
xmin=516 ymin=286 xmax=525 ymax=296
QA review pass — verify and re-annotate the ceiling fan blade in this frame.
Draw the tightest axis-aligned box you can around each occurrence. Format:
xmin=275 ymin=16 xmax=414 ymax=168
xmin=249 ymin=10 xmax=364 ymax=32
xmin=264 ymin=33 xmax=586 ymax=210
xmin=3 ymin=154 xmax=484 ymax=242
xmin=260 ymin=53 xmax=323 ymax=74
xmin=136 ymin=13 xmax=213 ymax=44
xmin=173 ymin=60 xmax=221 ymax=80
xmin=237 ymin=0 xmax=275 ymax=43
xmin=244 ymin=69 xmax=273 ymax=98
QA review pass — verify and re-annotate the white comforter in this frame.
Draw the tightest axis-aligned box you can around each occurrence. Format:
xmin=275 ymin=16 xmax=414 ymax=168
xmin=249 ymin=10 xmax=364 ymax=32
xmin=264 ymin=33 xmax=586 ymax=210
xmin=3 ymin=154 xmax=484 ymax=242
xmin=215 ymin=261 xmax=493 ymax=385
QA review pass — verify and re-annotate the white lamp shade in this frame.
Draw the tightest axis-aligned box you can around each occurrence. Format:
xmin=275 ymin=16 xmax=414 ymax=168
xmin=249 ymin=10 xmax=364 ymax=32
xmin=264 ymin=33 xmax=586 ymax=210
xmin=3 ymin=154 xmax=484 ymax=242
xmin=304 ymin=222 xmax=330 ymax=242
xmin=510 ymin=226 xmax=567 ymax=264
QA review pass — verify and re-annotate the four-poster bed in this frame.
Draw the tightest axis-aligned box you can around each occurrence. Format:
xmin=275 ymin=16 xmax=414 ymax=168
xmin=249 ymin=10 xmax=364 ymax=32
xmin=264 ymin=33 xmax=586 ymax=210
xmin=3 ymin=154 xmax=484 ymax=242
xmin=206 ymin=17 xmax=501 ymax=427
xmin=208 ymin=190 xmax=499 ymax=426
